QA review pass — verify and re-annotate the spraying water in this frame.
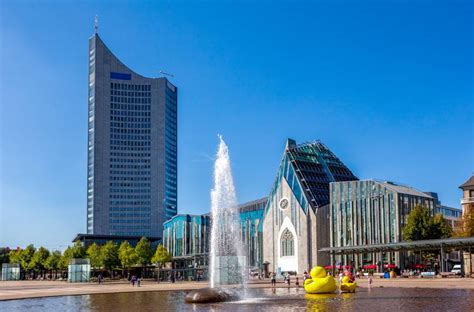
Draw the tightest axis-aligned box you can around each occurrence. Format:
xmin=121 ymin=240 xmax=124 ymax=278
xmin=209 ymin=135 xmax=247 ymax=288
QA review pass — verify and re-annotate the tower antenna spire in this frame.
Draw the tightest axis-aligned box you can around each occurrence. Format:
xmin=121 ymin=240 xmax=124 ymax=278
xmin=94 ymin=15 xmax=99 ymax=34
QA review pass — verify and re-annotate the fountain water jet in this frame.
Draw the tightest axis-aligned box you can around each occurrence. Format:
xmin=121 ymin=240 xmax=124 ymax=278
xmin=185 ymin=135 xmax=247 ymax=303
xmin=209 ymin=135 xmax=246 ymax=288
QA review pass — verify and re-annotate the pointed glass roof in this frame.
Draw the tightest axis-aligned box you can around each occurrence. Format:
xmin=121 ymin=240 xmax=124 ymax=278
xmin=267 ymin=139 xmax=358 ymax=213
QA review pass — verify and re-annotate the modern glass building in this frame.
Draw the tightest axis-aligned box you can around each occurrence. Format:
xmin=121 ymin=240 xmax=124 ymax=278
xmin=263 ymin=139 xmax=358 ymax=274
xmin=162 ymin=198 xmax=267 ymax=274
xmin=163 ymin=214 xmax=211 ymax=269
xmin=239 ymin=198 xmax=266 ymax=269
xmin=329 ymin=180 xmax=435 ymax=269
xmin=87 ymin=33 xmax=177 ymax=237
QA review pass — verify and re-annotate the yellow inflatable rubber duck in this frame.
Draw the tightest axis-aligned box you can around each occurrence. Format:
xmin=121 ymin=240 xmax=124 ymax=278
xmin=303 ymin=266 xmax=337 ymax=294
xmin=339 ymin=276 xmax=356 ymax=293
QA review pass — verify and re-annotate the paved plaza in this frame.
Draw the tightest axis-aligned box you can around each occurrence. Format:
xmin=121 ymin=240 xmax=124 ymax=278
xmin=1 ymin=278 xmax=473 ymax=301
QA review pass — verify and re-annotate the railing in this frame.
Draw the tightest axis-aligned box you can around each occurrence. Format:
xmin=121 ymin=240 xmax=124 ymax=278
xmin=461 ymin=197 xmax=474 ymax=204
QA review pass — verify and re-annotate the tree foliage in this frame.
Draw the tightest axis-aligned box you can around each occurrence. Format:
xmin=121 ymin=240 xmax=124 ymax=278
xmin=101 ymin=241 xmax=119 ymax=271
xmin=44 ymin=251 xmax=62 ymax=271
xmin=403 ymin=205 xmax=453 ymax=241
xmin=13 ymin=244 xmax=36 ymax=270
xmin=454 ymin=208 xmax=474 ymax=237
xmin=152 ymin=244 xmax=172 ymax=268
xmin=431 ymin=213 xmax=453 ymax=239
xmin=118 ymin=241 xmax=137 ymax=269
xmin=61 ymin=242 xmax=86 ymax=269
xmin=9 ymin=249 xmax=22 ymax=265
xmin=29 ymin=247 xmax=50 ymax=271
xmin=87 ymin=243 xmax=103 ymax=269
xmin=135 ymin=237 xmax=153 ymax=266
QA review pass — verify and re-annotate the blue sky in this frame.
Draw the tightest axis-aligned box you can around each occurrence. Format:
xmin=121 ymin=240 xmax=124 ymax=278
xmin=1 ymin=1 xmax=472 ymax=250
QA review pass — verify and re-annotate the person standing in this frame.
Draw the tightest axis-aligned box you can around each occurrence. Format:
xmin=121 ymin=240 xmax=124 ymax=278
xmin=287 ymin=274 xmax=291 ymax=287
xmin=271 ymin=273 xmax=276 ymax=287
xmin=295 ymin=277 xmax=299 ymax=288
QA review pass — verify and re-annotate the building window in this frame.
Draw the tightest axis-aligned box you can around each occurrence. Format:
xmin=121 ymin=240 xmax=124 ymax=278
xmin=280 ymin=229 xmax=294 ymax=257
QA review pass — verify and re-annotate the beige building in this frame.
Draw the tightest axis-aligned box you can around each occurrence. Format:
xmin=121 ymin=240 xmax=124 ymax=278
xmin=460 ymin=175 xmax=474 ymax=216
xmin=460 ymin=175 xmax=474 ymax=275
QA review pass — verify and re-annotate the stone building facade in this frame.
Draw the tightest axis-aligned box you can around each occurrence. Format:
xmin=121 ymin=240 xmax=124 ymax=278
xmin=263 ymin=139 xmax=357 ymax=274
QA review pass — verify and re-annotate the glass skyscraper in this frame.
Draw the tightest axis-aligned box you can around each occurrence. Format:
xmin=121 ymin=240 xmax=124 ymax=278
xmin=87 ymin=33 xmax=177 ymax=237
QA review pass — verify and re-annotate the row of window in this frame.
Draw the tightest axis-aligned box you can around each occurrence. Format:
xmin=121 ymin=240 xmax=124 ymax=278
xmin=111 ymin=83 xmax=151 ymax=91
xmin=111 ymin=122 xmax=151 ymax=129
xmin=109 ymin=200 xmax=151 ymax=205
xmin=111 ymin=96 xmax=151 ymax=104
xmin=111 ymin=90 xmax=151 ymax=97
xmin=110 ymin=134 xmax=151 ymax=141
xmin=111 ymin=225 xmax=151 ymax=231
xmin=109 ymin=213 xmax=151 ymax=218
xmin=110 ymin=207 xmax=151 ymax=212
xmin=110 ymin=170 xmax=150 ymax=175
xmin=111 ymin=128 xmax=150 ymax=135
xmin=110 ymin=188 xmax=151 ymax=194
xmin=110 ymin=116 xmax=151 ymax=123
xmin=109 ymin=218 xmax=150 ymax=224
xmin=110 ymin=164 xmax=150 ymax=169
xmin=111 ymin=146 xmax=151 ymax=151
xmin=110 ymin=182 xmax=151 ymax=187
xmin=110 ymin=140 xmax=151 ymax=146
xmin=111 ymin=103 xmax=151 ymax=110
xmin=110 ymin=176 xmax=150 ymax=182
xmin=110 ymin=152 xmax=151 ymax=158
xmin=109 ymin=194 xmax=151 ymax=199
xmin=110 ymin=158 xmax=150 ymax=164
xmin=111 ymin=110 xmax=151 ymax=117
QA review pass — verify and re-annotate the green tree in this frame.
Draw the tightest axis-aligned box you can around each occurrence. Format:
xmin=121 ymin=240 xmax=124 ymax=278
xmin=87 ymin=243 xmax=103 ymax=270
xmin=101 ymin=241 xmax=119 ymax=276
xmin=430 ymin=213 xmax=453 ymax=239
xmin=9 ymin=249 xmax=22 ymax=265
xmin=119 ymin=241 xmax=137 ymax=276
xmin=403 ymin=205 xmax=432 ymax=241
xmin=20 ymin=245 xmax=36 ymax=271
xmin=135 ymin=237 xmax=153 ymax=267
xmin=403 ymin=206 xmax=453 ymax=241
xmin=29 ymin=247 xmax=50 ymax=277
xmin=61 ymin=242 xmax=86 ymax=269
xmin=44 ymin=251 xmax=62 ymax=279
xmin=152 ymin=244 xmax=172 ymax=268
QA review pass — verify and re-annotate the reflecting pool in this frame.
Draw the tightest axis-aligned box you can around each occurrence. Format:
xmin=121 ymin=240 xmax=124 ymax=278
xmin=1 ymin=287 xmax=473 ymax=311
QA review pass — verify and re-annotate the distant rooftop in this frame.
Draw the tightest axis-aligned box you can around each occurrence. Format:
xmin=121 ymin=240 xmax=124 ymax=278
xmin=377 ymin=180 xmax=433 ymax=198
xmin=459 ymin=175 xmax=474 ymax=189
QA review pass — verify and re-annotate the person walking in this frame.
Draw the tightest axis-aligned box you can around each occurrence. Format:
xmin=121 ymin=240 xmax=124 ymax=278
xmin=295 ymin=277 xmax=299 ymax=288
xmin=271 ymin=273 xmax=276 ymax=287
xmin=137 ymin=277 xmax=141 ymax=287
xmin=368 ymin=274 xmax=373 ymax=289
xmin=303 ymin=271 xmax=309 ymax=282
xmin=287 ymin=274 xmax=291 ymax=287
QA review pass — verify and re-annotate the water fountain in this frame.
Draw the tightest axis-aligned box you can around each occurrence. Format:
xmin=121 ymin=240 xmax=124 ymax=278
xmin=185 ymin=135 xmax=247 ymax=303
